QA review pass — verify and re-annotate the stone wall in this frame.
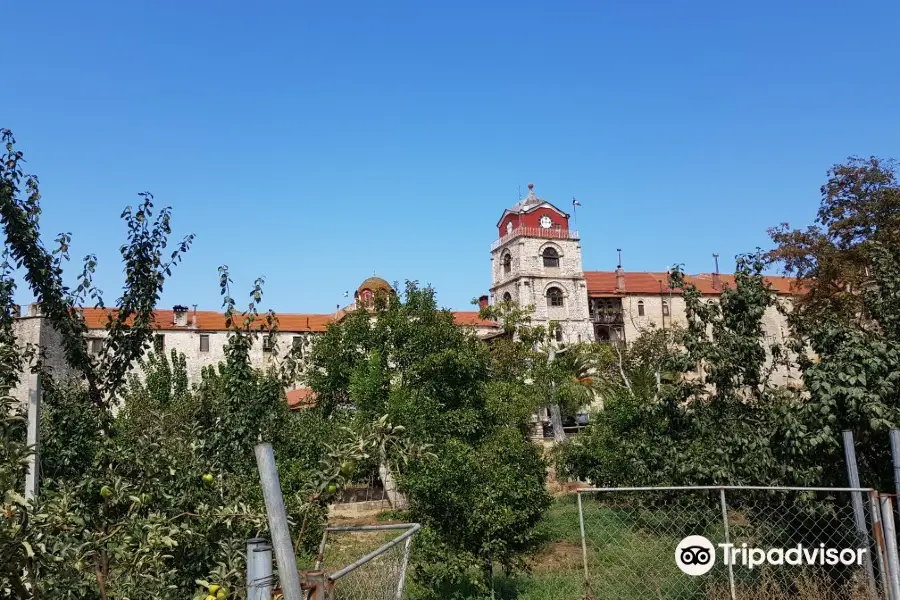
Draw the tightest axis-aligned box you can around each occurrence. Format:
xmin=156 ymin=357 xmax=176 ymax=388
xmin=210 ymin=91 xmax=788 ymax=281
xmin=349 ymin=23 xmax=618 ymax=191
xmin=618 ymin=293 xmax=801 ymax=386
xmin=9 ymin=311 xmax=320 ymax=405
xmin=490 ymin=235 xmax=593 ymax=343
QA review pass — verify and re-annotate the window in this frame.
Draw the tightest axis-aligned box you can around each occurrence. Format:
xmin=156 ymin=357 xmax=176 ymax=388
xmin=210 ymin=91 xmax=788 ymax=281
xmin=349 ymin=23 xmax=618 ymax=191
xmin=637 ymin=300 xmax=645 ymax=317
xmin=502 ymin=292 xmax=512 ymax=302
xmin=542 ymin=247 xmax=560 ymax=268
xmin=360 ymin=290 xmax=373 ymax=308
xmin=262 ymin=335 xmax=273 ymax=352
xmin=153 ymin=334 xmax=165 ymax=354
xmin=662 ymin=300 xmax=670 ymax=317
xmin=502 ymin=252 xmax=512 ymax=275
xmin=292 ymin=336 xmax=303 ymax=351
xmin=200 ymin=334 xmax=210 ymax=352
xmin=547 ymin=287 xmax=564 ymax=307
xmin=555 ymin=327 xmax=563 ymax=342
xmin=89 ymin=338 xmax=103 ymax=355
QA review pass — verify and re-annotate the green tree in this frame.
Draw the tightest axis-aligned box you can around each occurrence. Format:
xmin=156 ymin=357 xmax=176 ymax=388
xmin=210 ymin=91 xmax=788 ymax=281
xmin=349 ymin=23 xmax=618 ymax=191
xmin=306 ymin=283 xmax=551 ymax=597
xmin=768 ymin=156 xmax=900 ymax=491
xmin=477 ymin=299 xmax=602 ymax=442
xmin=767 ymin=156 xmax=900 ymax=334
xmin=0 ymin=129 xmax=360 ymax=599
xmin=558 ymin=255 xmax=816 ymax=488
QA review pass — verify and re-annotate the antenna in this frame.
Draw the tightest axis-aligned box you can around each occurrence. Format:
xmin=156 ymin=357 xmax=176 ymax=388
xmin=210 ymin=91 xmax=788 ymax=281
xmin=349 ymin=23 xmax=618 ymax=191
xmin=617 ymin=248 xmax=622 ymax=269
xmin=713 ymin=253 xmax=720 ymax=274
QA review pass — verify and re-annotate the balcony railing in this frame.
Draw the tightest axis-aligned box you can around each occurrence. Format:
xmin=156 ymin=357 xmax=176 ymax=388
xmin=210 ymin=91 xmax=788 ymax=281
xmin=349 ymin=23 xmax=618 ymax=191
xmin=491 ymin=227 xmax=579 ymax=251
xmin=591 ymin=312 xmax=624 ymax=325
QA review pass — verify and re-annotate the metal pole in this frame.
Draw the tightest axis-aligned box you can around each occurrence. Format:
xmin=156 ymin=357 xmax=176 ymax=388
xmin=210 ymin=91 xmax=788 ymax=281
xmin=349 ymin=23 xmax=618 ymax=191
xmin=880 ymin=495 xmax=900 ymax=600
xmin=395 ymin=535 xmax=413 ymax=600
xmin=24 ymin=370 xmax=41 ymax=501
xmin=247 ymin=537 xmax=273 ymax=600
xmin=845 ymin=431 xmax=879 ymax=596
xmin=577 ymin=492 xmax=589 ymax=583
xmin=719 ymin=489 xmax=736 ymax=600
xmin=246 ymin=538 xmax=259 ymax=600
xmin=872 ymin=492 xmax=891 ymax=600
xmin=255 ymin=443 xmax=303 ymax=600
xmin=891 ymin=429 xmax=900 ymax=525
xmin=305 ymin=570 xmax=326 ymax=600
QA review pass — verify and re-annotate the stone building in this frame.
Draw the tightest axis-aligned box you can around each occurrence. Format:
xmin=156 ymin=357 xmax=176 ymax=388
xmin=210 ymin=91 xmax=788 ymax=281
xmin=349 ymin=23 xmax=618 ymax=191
xmin=11 ymin=183 xmax=802 ymax=405
xmin=9 ymin=278 xmax=499 ymax=405
xmin=490 ymin=184 xmax=799 ymax=344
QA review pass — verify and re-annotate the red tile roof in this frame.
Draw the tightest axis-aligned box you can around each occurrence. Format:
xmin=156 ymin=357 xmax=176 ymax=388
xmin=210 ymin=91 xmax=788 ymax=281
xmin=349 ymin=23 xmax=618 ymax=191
xmin=286 ymin=387 xmax=317 ymax=409
xmin=80 ymin=308 xmax=334 ymax=332
xmin=79 ymin=307 xmax=498 ymax=332
xmin=452 ymin=311 xmax=500 ymax=328
xmin=584 ymin=271 xmax=803 ymax=297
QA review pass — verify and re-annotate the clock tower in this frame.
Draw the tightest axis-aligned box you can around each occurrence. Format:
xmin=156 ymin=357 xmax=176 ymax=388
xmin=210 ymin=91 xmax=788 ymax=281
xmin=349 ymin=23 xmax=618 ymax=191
xmin=490 ymin=184 xmax=593 ymax=343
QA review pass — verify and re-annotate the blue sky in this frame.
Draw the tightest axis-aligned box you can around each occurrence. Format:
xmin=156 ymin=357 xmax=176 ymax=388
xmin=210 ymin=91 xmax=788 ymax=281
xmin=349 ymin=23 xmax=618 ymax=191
xmin=4 ymin=0 xmax=898 ymax=314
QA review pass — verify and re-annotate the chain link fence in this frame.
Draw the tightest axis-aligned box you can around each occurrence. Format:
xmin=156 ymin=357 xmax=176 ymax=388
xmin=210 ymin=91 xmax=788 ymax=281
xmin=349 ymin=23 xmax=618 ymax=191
xmin=309 ymin=523 xmax=419 ymax=600
xmin=576 ymin=486 xmax=891 ymax=600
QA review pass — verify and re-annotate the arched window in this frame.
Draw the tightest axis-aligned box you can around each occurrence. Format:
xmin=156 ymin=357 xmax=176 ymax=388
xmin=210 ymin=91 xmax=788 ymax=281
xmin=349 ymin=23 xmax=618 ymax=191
xmin=637 ymin=300 xmax=645 ymax=316
xmin=502 ymin=291 xmax=512 ymax=302
xmin=502 ymin=252 xmax=512 ymax=274
xmin=542 ymin=247 xmax=559 ymax=268
xmin=662 ymin=299 xmax=670 ymax=316
xmin=359 ymin=290 xmax=374 ymax=308
xmin=547 ymin=287 xmax=564 ymax=307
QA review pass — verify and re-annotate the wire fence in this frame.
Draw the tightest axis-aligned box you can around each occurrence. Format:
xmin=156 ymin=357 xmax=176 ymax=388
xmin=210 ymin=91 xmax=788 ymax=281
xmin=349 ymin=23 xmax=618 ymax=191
xmin=310 ymin=523 xmax=419 ymax=600
xmin=576 ymin=487 xmax=891 ymax=600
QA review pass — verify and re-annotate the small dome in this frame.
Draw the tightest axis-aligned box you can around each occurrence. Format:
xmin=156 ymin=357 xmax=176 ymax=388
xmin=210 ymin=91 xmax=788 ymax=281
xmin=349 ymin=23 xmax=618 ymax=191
xmin=357 ymin=276 xmax=394 ymax=295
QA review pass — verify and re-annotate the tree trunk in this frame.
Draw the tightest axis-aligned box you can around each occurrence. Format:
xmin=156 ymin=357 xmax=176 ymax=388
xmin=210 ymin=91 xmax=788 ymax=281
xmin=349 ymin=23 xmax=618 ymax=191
xmin=379 ymin=460 xmax=408 ymax=510
xmin=549 ymin=403 xmax=568 ymax=444
xmin=482 ymin=556 xmax=494 ymax=599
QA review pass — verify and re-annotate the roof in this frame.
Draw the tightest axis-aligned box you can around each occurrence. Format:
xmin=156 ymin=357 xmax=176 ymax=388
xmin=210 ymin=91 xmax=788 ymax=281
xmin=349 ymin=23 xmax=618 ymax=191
xmin=452 ymin=311 xmax=500 ymax=328
xmin=584 ymin=271 xmax=802 ymax=297
xmin=286 ymin=387 xmax=317 ymax=410
xmin=357 ymin=276 xmax=394 ymax=295
xmin=80 ymin=308 xmax=333 ymax=332
xmin=496 ymin=183 xmax=568 ymax=227
xmin=78 ymin=307 xmax=498 ymax=333
xmin=511 ymin=183 xmax=545 ymax=212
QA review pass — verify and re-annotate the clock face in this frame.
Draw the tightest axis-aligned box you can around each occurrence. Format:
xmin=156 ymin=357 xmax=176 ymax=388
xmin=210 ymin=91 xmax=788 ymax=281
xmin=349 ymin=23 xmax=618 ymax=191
xmin=506 ymin=221 xmax=513 ymax=235
xmin=539 ymin=215 xmax=552 ymax=229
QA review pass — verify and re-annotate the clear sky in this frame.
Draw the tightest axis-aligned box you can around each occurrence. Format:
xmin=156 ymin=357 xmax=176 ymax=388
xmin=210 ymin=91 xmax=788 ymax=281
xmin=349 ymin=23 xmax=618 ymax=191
xmin=4 ymin=0 xmax=898 ymax=314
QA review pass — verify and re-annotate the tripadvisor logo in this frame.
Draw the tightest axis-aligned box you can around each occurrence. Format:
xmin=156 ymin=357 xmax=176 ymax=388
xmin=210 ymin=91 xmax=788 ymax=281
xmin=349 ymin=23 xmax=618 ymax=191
xmin=675 ymin=536 xmax=716 ymax=576
xmin=675 ymin=536 xmax=868 ymax=576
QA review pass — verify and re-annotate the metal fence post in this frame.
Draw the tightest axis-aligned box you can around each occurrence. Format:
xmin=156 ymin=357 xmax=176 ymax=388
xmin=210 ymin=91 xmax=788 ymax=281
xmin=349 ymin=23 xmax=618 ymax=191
xmin=247 ymin=537 xmax=273 ymax=600
xmin=395 ymin=535 xmax=413 ymax=600
xmin=255 ymin=443 xmax=303 ymax=600
xmin=891 ymin=429 xmax=900 ymax=524
xmin=880 ymin=495 xmax=900 ymax=600
xmin=305 ymin=570 xmax=327 ymax=600
xmin=719 ymin=489 xmax=736 ymax=600
xmin=872 ymin=492 xmax=892 ymax=600
xmin=844 ymin=430 xmax=879 ymax=595
xmin=577 ymin=492 xmax=589 ymax=583
xmin=24 ymin=371 xmax=41 ymax=501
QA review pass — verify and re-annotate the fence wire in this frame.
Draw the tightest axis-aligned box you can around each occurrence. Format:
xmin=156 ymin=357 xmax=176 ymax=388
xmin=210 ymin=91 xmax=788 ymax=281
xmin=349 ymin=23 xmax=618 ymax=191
xmin=577 ymin=487 xmax=887 ymax=600
xmin=312 ymin=524 xmax=418 ymax=600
